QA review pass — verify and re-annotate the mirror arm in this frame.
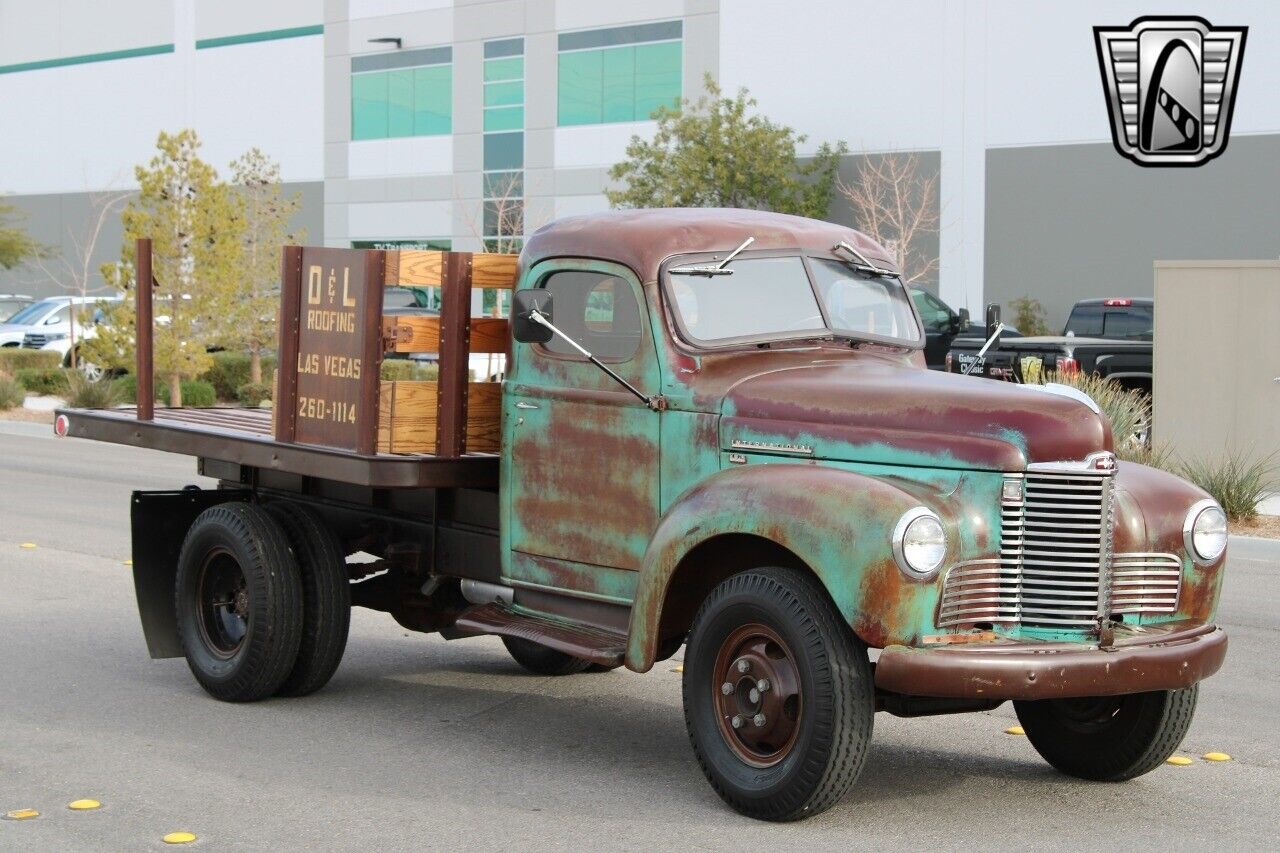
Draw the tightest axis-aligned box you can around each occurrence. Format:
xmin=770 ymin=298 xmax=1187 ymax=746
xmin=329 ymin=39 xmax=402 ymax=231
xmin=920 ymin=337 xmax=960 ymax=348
xmin=528 ymin=310 xmax=666 ymax=411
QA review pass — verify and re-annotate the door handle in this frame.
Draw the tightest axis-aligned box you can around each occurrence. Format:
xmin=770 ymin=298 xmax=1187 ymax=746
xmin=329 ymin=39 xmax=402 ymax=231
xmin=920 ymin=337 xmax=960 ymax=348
xmin=515 ymin=401 xmax=539 ymax=410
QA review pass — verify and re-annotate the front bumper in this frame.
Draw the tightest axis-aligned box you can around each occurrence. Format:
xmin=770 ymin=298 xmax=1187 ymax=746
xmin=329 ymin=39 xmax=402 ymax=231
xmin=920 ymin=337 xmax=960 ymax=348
xmin=874 ymin=621 xmax=1227 ymax=701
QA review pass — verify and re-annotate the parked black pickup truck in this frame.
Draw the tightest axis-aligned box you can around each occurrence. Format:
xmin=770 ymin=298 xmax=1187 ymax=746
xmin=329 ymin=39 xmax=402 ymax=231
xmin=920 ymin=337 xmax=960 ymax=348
xmin=947 ymin=298 xmax=1153 ymax=393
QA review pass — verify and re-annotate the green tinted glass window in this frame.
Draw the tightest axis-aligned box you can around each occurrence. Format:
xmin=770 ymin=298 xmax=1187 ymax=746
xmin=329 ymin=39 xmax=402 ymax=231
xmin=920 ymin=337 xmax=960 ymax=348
xmin=484 ymin=56 xmax=523 ymax=82
xmin=634 ymin=41 xmax=681 ymax=119
xmin=351 ymin=72 xmax=388 ymax=139
xmin=484 ymin=105 xmax=524 ymax=132
xmin=601 ymin=46 xmax=635 ymax=123
xmin=413 ymin=64 xmax=452 ymax=135
xmin=558 ymin=50 xmax=602 ymax=126
xmin=484 ymin=132 xmax=523 ymax=171
xmin=387 ymin=69 xmax=414 ymax=137
xmin=484 ymin=80 xmax=523 ymax=108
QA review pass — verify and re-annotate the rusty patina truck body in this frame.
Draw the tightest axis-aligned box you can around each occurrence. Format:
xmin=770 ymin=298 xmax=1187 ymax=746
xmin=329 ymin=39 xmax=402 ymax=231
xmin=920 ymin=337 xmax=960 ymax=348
xmin=59 ymin=209 xmax=1228 ymax=821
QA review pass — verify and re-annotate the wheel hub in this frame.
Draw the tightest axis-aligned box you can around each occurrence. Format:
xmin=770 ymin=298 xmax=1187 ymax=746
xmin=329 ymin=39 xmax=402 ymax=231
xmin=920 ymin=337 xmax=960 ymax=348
xmin=196 ymin=548 xmax=249 ymax=658
xmin=712 ymin=623 xmax=802 ymax=767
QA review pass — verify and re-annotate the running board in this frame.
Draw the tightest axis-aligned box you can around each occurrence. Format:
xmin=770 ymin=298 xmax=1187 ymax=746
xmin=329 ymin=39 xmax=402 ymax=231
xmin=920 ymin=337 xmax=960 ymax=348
xmin=454 ymin=602 xmax=627 ymax=667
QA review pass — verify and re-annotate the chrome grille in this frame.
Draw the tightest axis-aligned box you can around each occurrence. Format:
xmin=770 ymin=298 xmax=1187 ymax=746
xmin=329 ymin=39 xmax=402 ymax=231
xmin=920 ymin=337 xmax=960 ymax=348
xmin=1109 ymin=553 xmax=1181 ymax=614
xmin=939 ymin=467 xmax=1116 ymax=630
xmin=1017 ymin=471 xmax=1112 ymax=628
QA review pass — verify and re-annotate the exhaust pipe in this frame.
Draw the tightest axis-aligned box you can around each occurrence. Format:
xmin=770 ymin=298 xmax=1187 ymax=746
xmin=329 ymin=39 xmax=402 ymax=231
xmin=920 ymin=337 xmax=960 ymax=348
xmin=460 ymin=579 xmax=514 ymax=606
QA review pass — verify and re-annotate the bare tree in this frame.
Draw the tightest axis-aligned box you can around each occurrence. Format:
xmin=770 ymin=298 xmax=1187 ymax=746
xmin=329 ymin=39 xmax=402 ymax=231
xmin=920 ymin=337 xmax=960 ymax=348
xmin=836 ymin=152 xmax=939 ymax=285
xmin=30 ymin=190 xmax=130 ymax=371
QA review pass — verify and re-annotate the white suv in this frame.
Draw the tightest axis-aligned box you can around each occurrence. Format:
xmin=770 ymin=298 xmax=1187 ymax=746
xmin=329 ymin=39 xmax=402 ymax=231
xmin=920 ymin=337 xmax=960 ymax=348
xmin=2 ymin=295 xmax=122 ymax=378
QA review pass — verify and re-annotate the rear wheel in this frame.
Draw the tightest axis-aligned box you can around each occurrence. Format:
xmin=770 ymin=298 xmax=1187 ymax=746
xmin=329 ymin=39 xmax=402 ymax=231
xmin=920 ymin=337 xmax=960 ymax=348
xmin=175 ymin=502 xmax=303 ymax=702
xmin=1014 ymin=686 xmax=1198 ymax=781
xmin=266 ymin=502 xmax=351 ymax=697
xmin=501 ymin=636 xmax=593 ymax=676
xmin=682 ymin=567 xmax=874 ymax=821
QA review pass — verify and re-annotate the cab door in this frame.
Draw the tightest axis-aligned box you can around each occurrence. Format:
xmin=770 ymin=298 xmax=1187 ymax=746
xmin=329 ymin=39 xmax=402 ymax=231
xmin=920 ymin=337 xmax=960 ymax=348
xmin=501 ymin=259 xmax=662 ymax=595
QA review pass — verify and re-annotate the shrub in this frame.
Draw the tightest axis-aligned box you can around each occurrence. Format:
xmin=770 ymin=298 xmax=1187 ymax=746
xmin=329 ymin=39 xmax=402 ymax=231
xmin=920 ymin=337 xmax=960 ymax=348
xmin=200 ymin=351 xmax=277 ymax=401
xmin=1178 ymin=451 xmax=1277 ymax=521
xmin=0 ymin=374 xmax=24 ymax=410
xmin=157 ymin=380 xmax=217 ymax=408
xmin=64 ymin=372 xmax=124 ymax=409
xmin=380 ymin=358 xmax=439 ymax=381
xmin=236 ymin=382 xmax=272 ymax=408
xmin=15 ymin=367 xmax=71 ymax=396
xmin=1010 ymin=296 xmax=1052 ymax=337
xmin=112 ymin=373 xmax=139 ymax=404
xmin=0 ymin=348 xmax=60 ymax=372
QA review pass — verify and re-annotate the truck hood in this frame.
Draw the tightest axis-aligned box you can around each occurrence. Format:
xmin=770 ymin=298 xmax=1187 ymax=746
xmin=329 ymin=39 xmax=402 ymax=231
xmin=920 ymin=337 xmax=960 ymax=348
xmin=720 ymin=357 xmax=1111 ymax=471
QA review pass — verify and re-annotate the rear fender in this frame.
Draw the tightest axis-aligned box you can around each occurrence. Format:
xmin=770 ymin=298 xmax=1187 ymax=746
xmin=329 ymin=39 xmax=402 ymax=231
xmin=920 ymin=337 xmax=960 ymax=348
xmin=626 ymin=464 xmax=942 ymax=671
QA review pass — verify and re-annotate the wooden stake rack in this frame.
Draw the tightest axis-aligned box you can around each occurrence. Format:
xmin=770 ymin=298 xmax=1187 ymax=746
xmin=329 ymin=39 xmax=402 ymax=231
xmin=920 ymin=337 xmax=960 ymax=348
xmin=133 ymin=239 xmax=517 ymax=459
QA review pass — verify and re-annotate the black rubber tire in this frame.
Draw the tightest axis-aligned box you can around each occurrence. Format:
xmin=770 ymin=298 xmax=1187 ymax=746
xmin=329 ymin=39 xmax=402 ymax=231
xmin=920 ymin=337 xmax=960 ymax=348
xmin=266 ymin=502 xmax=351 ymax=697
xmin=502 ymin=636 xmax=594 ymax=676
xmin=1014 ymin=685 xmax=1198 ymax=781
xmin=175 ymin=502 xmax=303 ymax=702
xmin=682 ymin=567 xmax=874 ymax=821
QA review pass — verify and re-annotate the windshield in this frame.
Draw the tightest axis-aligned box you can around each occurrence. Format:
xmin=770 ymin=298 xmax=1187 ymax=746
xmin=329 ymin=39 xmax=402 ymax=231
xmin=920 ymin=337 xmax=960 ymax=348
xmin=665 ymin=255 xmax=922 ymax=348
xmin=4 ymin=300 xmax=57 ymax=326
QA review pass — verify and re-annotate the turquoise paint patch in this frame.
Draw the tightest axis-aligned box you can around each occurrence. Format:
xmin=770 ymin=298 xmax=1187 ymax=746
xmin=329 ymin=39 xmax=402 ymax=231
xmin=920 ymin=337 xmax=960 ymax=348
xmin=0 ymin=43 xmax=173 ymax=75
xmin=195 ymin=25 xmax=324 ymax=50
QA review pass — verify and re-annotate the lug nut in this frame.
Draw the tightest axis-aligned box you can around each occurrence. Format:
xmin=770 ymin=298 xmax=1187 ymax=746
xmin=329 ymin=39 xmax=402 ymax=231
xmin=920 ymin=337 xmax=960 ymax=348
xmin=753 ymin=713 xmax=767 ymax=728
xmin=756 ymin=678 xmax=771 ymax=693
xmin=736 ymin=659 xmax=751 ymax=674
xmin=731 ymin=715 xmax=744 ymax=729
xmin=721 ymin=682 xmax=734 ymax=696
xmin=748 ymin=688 xmax=760 ymax=703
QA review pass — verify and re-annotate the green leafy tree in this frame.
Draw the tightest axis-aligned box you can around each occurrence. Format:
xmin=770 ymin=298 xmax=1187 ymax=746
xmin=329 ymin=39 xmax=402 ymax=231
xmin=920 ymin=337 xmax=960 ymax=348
xmin=226 ymin=148 xmax=303 ymax=386
xmin=85 ymin=130 xmax=243 ymax=406
xmin=0 ymin=197 xmax=41 ymax=269
xmin=607 ymin=76 xmax=846 ymax=217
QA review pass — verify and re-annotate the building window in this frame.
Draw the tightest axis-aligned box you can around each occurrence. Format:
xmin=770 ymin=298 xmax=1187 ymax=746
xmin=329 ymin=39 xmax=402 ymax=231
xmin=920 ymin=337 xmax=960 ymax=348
xmin=483 ymin=38 xmax=524 ymax=252
xmin=557 ymin=21 xmax=682 ymax=127
xmin=351 ymin=46 xmax=452 ymax=140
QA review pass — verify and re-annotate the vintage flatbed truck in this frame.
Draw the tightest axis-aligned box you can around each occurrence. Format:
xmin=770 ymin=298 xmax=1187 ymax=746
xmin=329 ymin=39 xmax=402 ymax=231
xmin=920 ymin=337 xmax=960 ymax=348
xmin=56 ymin=209 xmax=1229 ymax=821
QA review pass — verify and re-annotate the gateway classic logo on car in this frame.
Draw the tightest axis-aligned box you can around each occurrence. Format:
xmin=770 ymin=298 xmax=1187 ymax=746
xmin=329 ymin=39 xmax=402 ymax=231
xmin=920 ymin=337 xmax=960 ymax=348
xmin=1094 ymin=16 xmax=1247 ymax=167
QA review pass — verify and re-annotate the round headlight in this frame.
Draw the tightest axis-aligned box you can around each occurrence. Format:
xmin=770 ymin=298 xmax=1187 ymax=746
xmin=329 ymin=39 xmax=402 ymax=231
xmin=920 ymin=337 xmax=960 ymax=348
xmin=1184 ymin=499 xmax=1227 ymax=564
xmin=893 ymin=508 xmax=946 ymax=576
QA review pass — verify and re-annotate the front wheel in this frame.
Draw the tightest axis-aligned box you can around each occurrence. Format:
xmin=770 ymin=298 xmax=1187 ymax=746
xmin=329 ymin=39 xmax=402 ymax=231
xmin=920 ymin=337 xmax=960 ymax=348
xmin=1014 ymin=686 xmax=1198 ymax=781
xmin=682 ymin=568 xmax=874 ymax=821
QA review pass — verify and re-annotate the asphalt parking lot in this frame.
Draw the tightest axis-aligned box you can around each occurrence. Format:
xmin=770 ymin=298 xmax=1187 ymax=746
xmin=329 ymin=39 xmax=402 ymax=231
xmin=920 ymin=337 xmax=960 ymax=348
xmin=1 ymin=419 xmax=1278 ymax=851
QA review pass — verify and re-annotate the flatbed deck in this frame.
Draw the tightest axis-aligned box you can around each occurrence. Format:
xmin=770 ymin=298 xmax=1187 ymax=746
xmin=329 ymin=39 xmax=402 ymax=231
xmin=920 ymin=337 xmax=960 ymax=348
xmin=58 ymin=406 xmax=498 ymax=489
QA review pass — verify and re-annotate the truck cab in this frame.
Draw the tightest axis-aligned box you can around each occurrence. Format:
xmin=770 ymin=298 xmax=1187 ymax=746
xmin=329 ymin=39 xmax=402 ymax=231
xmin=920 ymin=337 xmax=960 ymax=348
xmin=58 ymin=209 xmax=1228 ymax=822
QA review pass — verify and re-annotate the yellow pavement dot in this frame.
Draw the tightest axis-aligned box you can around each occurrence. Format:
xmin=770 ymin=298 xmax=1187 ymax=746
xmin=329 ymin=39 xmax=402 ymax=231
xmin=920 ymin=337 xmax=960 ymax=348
xmin=19 ymin=543 xmax=37 ymax=549
xmin=68 ymin=799 xmax=101 ymax=810
xmin=1203 ymin=752 xmax=1232 ymax=762
xmin=1166 ymin=755 xmax=1194 ymax=766
xmin=671 ymin=665 xmax=684 ymax=673
xmin=123 ymin=559 xmax=133 ymax=566
xmin=5 ymin=809 xmax=39 ymax=820
xmin=1004 ymin=725 xmax=1025 ymax=736
xmin=163 ymin=831 xmax=198 ymax=844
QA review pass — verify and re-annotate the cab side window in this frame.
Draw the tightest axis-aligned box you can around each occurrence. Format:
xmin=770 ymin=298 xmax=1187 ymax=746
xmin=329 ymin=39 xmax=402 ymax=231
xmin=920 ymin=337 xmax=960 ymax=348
xmin=539 ymin=270 xmax=642 ymax=361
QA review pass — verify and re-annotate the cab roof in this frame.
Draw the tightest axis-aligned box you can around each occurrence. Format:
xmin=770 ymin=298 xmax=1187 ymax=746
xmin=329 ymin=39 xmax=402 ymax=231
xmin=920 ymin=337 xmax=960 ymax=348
xmin=521 ymin=208 xmax=897 ymax=283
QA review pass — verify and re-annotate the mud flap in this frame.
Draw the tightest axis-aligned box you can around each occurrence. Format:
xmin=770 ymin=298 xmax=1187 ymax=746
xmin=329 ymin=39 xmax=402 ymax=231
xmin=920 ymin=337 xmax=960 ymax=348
xmin=130 ymin=488 xmax=247 ymax=658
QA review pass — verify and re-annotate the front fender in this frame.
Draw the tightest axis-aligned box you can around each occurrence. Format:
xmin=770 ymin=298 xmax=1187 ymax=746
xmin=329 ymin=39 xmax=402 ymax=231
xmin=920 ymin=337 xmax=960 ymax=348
xmin=625 ymin=463 xmax=944 ymax=671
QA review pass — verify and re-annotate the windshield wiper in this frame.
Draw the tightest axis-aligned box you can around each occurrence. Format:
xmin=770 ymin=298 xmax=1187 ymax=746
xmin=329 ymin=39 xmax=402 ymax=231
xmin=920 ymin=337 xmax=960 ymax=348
xmin=670 ymin=237 xmax=755 ymax=277
xmin=832 ymin=241 xmax=896 ymax=278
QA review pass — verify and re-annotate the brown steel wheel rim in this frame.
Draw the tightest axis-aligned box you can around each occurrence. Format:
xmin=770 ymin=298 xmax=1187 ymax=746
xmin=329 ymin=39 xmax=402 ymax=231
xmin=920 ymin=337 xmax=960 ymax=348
xmin=712 ymin=623 xmax=803 ymax=768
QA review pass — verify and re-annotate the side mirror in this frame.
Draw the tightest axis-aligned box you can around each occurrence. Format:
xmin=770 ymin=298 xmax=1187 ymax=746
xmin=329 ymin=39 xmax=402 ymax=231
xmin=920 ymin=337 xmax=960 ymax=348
xmin=984 ymin=303 xmax=1002 ymax=342
xmin=957 ymin=307 xmax=970 ymax=331
xmin=512 ymin=289 xmax=554 ymax=344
